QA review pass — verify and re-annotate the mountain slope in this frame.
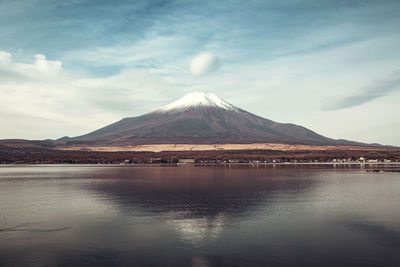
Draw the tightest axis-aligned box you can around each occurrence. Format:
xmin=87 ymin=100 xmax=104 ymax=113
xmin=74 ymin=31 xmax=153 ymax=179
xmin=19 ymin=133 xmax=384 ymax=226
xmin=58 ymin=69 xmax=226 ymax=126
xmin=61 ymin=92 xmax=357 ymax=146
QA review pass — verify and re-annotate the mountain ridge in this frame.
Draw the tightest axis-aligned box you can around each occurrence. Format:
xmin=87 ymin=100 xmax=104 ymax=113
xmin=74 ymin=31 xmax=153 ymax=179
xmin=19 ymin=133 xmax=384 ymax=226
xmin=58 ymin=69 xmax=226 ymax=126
xmin=57 ymin=92 xmax=376 ymax=147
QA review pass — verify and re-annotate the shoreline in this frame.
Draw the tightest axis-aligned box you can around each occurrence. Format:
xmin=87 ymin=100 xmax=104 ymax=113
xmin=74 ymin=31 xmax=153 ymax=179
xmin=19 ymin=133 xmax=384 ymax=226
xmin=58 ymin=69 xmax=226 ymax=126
xmin=1 ymin=162 xmax=400 ymax=166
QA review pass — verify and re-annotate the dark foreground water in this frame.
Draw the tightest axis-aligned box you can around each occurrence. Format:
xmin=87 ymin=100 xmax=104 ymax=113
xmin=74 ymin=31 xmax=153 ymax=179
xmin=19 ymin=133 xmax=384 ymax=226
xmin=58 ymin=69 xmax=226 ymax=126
xmin=0 ymin=165 xmax=399 ymax=267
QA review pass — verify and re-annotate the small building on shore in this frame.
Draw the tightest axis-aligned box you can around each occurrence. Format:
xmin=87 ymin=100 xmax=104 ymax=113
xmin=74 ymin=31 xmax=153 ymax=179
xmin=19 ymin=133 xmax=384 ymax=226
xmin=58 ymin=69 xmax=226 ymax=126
xmin=178 ymin=159 xmax=195 ymax=164
xmin=150 ymin=158 xmax=163 ymax=163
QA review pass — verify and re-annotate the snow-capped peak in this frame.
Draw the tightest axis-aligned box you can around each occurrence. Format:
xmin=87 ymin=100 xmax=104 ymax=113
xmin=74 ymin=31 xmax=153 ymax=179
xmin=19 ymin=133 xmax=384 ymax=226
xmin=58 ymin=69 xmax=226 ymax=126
xmin=157 ymin=92 xmax=237 ymax=112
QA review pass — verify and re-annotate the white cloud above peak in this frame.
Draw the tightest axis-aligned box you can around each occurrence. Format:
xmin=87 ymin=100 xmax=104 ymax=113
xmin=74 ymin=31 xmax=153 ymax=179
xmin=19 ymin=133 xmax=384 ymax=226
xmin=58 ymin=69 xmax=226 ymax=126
xmin=189 ymin=52 xmax=220 ymax=76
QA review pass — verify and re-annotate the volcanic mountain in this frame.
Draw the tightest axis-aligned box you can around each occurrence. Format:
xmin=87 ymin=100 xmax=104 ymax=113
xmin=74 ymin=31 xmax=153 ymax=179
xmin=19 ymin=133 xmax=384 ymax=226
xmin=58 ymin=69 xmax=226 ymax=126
xmin=60 ymin=92 xmax=363 ymax=147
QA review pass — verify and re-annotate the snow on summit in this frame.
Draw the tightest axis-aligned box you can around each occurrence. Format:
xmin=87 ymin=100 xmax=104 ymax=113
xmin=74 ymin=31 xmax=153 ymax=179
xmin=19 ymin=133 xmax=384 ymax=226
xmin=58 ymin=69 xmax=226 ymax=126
xmin=158 ymin=92 xmax=237 ymax=112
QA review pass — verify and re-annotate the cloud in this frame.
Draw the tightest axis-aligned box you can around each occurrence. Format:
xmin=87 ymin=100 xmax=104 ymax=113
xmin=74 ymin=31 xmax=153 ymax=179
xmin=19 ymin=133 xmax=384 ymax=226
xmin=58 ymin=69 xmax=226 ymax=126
xmin=0 ymin=51 xmax=179 ymax=139
xmin=322 ymin=71 xmax=400 ymax=111
xmin=33 ymin=54 xmax=62 ymax=72
xmin=0 ymin=52 xmax=62 ymax=82
xmin=189 ymin=53 xmax=220 ymax=76
xmin=0 ymin=51 xmax=11 ymax=62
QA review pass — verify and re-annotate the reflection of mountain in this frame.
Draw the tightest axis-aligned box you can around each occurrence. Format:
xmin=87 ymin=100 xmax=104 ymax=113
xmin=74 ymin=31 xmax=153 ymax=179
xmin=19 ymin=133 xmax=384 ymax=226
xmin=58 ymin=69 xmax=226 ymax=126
xmin=85 ymin=166 xmax=318 ymax=245
xmin=87 ymin=166 xmax=316 ymax=215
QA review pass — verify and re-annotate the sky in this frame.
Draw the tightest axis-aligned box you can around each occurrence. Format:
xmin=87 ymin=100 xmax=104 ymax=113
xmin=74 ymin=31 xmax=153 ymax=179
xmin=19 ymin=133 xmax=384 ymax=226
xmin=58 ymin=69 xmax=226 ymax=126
xmin=0 ymin=0 xmax=399 ymax=145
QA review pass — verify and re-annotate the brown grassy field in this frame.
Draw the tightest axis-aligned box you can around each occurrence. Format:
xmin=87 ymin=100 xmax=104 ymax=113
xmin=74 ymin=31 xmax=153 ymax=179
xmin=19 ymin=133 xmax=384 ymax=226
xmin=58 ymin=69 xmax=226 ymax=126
xmin=58 ymin=143 xmax=392 ymax=153
xmin=1 ymin=140 xmax=399 ymax=164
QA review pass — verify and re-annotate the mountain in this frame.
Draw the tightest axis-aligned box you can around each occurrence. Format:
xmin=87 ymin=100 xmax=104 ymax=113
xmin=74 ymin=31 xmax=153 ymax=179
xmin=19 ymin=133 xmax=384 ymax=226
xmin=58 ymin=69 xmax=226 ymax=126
xmin=60 ymin=92 xmax=364 ymax=147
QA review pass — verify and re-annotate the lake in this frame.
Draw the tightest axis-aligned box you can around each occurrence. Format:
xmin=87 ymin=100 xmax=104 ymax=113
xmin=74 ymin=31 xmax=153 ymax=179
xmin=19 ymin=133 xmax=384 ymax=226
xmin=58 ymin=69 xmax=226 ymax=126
xmin=0 ymin=165 xmax=399 ymax=266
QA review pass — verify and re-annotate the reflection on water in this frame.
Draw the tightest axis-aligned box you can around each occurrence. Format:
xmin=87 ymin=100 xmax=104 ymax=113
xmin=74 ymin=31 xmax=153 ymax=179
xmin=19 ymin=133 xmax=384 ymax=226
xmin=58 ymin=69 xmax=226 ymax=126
xmin=169 ymin=213 xmax=226 ymax=246
xmin=0 ymin=165 xmax=400 ymax=266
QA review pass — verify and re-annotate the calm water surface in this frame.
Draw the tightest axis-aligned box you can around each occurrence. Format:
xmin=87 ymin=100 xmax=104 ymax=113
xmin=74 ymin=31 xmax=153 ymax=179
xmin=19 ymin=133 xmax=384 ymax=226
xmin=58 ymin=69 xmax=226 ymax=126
xmin=0 ymin=165 xmax=399 ymax=266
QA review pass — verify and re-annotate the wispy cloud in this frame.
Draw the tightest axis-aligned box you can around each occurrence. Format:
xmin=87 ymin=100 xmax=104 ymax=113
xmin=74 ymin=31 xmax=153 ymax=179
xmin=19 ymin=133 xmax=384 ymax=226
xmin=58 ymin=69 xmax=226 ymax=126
xmin=322 ymin=71 xmax=400 ymax=111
